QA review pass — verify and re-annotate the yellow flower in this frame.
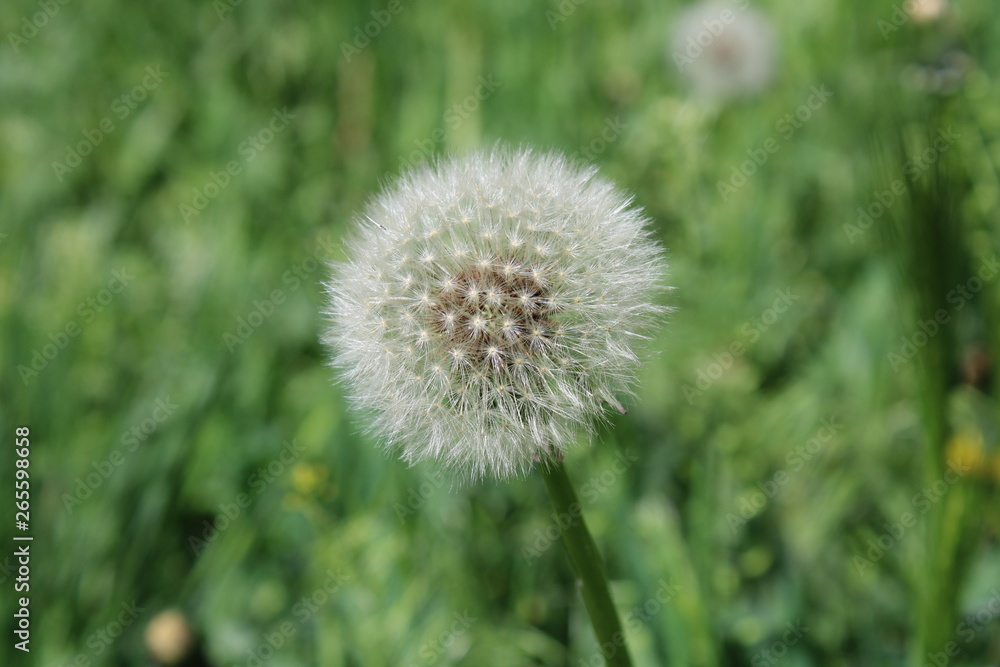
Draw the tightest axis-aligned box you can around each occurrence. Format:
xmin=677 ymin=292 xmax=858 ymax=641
xmin=946 ymin=432 xmax=988 ymax=477
xmin=291 ymin=463 xmax=326 ymax=496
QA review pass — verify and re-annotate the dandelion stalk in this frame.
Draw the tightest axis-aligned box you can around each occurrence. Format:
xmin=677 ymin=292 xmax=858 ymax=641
xmin=540 ymin=458 xmax=633 ymax=667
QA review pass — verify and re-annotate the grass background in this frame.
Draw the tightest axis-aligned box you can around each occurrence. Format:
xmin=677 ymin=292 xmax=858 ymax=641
xmin=1 ymin=0 xmax=999 ymax=665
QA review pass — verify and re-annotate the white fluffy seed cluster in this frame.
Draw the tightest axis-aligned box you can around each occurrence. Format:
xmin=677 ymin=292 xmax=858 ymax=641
xmin=671 ymin=2 xmax=776 ymax=101
xmin=324 ymin=146 xmax=667 ymax=481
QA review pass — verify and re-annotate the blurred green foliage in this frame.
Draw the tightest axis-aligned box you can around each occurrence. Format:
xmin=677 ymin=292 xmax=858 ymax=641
xmin=1 ymin=0 xmax=1000 ymax=665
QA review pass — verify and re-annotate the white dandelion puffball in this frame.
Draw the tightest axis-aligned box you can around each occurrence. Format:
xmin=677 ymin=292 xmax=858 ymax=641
xmin=324 ymin=146 xmax=667 ymax=481
xmin=670 ymin=2 xmax=777 ymax=100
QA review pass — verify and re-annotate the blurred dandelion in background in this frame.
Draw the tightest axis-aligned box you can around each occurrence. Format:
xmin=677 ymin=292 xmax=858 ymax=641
xmin=669 ymin=1 xmax=777 ymax=101
xmin=145 ymin=610 xmax=195 ymax=665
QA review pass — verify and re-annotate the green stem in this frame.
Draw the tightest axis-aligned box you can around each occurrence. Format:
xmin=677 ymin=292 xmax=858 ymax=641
xmin=540 ymin=458 xmax=633 ymax=667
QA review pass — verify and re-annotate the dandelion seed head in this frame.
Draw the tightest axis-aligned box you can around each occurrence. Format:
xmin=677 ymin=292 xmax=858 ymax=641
xmin=323 ymin=146 xmax=668 ymax=481
xmin=671 ymin=2 xmax=777 ymax=101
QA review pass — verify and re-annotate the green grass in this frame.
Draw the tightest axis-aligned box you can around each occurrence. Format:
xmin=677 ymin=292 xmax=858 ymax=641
xmin=2 ymin=0 xmax=999 ymax=665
